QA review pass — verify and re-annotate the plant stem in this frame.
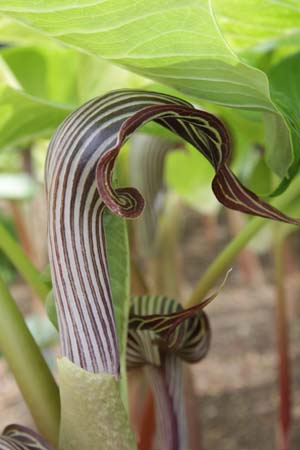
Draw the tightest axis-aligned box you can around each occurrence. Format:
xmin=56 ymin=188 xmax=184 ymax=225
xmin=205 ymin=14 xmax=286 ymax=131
xmin=225 ymin=209 xmax=263 ymax=283
xmin=273 ymin=229 xmax=291 ymax=450
xmin=0 ymin=221 xmax=48 ymax=301
xmin=145 ymin=364 xmax=178 ymax=450
xmin=201 ymin=213 xmax=219 ymax=247
xmin=130 ymin=257 xmax=148 ymax=296
xmin=151 ymin=194 xmax=182 ymax=298
xmin=9 ymin=201 xmax=34 ymax=261
xmin=138 ymin=389 xmax=155 ymax=450
xmin=129 ymin=262 xmax=156 ymax=449
xmin=0 ymin=276 xmax=60 ymax=446
xmin=184 ymin=366 xmax=203 ymax=450
xmin=187 ymin=215 xmax=265 ymax=306
xmin=187 ymin=181 xmax=300 ymax=307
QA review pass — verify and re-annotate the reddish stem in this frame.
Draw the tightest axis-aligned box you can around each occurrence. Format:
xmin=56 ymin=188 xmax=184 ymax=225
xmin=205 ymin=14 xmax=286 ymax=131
xmin=138 ymin=389 xmax=156 ymax=450
xmin=130 ymin=257 xmax=149 ymax=296
xmin=145 ymin=364 xmax=179 ymax=450
xmin=274 ymin=233 xmax=291 ymax=450
xmin=201 ymin=213 xmax=219 ymax=247
xmin=184 ymin=366 xmax=203 ymax=450
xmin=9 ymin=201 xmax=34 ymax=261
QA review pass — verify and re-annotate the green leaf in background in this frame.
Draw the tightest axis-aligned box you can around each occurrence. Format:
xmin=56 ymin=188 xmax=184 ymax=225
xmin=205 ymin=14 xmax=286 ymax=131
xmin=0 ymin=83 xmax=71 ymax=151
xmin=166 ymin=145 xmax=219 ymax=215
xmin=77 ymin=53 xmax=147 ymax=103
xmin=213 ymin=0 xmax=300 ymax=52
xmin=242 ymin=146 xmax=273 ymax=197
xmin=0 ymin=42 xmax=147 ymax=154
xmin=272 ymin=56 xmax=300 ymax=99
xmin=0 ymin=0 xmax=296 ymax=180
xmin=239 ymin=35 xmax=300 ymax=76
xmin=214 ymin=107 xmax=264 ymax=167
xmin=1 ymin=45 xmax=78 ymax=105
xmin=268 ymin=52 xmax=300 ymax=179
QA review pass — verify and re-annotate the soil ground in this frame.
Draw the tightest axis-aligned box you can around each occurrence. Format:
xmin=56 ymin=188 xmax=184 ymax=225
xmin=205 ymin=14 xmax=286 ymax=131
xmin=1 ymin=207 xmax=300 ymax=449
xmin=181 ymin=208 xmax=300 ymax=450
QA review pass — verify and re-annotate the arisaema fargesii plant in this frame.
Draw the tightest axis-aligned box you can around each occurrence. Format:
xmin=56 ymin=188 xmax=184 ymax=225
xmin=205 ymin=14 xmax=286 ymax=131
xmin=1 ymin=2 xmax=300 ymax=449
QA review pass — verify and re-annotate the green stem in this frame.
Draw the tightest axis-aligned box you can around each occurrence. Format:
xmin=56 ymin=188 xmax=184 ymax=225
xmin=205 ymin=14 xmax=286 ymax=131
xmin=0 ymin=276 xmax=60 ymax=446
xmin=0 ymin=221 xmax=48 ymax=301
xmin=187 ymin=216 xmax=264 ymax=306
xmin=187 ymin=181 xmax=300 ymax=307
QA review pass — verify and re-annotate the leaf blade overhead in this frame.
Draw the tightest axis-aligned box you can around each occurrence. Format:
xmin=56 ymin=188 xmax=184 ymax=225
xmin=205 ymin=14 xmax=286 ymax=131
xmin=213 ymin=0 xmax=300 ymax=51
xmin=0 ymin=0 xmax=296 ymax=177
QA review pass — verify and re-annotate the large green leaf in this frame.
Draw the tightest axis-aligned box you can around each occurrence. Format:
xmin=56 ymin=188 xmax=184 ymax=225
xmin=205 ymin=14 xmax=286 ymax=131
xmin=76 ymin=53 xmax=147 ymax=103
xmin=0 ymin=1 xmax=273 ymax=109
xmin=0 ymin=0 xmax=295 ymax=178
xmin=0 ymin=14 xmax=50 ymax=45
xmin=213 ymin=0 xmax=300 ymax=52
xmin=0 ymin=45 xmax=74 ymax=152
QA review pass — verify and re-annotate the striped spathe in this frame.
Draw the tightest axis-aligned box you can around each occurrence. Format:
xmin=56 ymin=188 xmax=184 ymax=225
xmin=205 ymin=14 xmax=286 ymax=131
xmin=46 ymin=89 xmax=300 ymax=375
